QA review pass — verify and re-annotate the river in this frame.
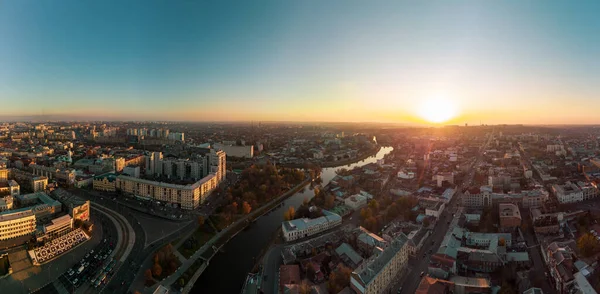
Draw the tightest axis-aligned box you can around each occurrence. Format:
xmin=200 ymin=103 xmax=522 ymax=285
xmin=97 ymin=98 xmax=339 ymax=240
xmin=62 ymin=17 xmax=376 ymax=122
xmin=192 ymin=146 xmax=393 ymax=293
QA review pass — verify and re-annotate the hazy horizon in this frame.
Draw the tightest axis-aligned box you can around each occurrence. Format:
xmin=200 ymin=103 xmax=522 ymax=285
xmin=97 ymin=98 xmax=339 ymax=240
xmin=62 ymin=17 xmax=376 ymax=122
xmin=3 ymin=1 xmax=600 ymax=125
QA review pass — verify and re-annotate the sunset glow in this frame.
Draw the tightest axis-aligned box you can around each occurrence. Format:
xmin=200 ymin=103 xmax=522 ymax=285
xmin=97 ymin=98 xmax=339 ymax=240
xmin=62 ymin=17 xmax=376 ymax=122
xmin=417 ymin=97 xmax=458 ymax=124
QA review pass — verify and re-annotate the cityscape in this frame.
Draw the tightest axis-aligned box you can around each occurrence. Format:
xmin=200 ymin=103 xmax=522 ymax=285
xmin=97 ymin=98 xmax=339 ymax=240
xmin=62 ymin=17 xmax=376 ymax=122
xmin=3 ymin=1 xmax=600 ymax=294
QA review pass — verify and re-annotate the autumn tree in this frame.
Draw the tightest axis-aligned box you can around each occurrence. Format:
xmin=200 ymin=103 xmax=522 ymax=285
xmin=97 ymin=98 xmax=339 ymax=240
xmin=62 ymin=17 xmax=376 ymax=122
xmin=328 ymin=265 xmax=352 ymax=293
xmin=284 ymin=206 xmax=296 ymax=221
xmin=325 ymin=195 xmax=335 ymax=209
xmin=197 ymin=216 xmax=205 ymax=226
xmin=578 ymin=233 xmax=599 ymax=257
xmin=144 ymin=269 xmax=153 ymax=282
xmin=498 ymin=237 xmax=506 ymax=247
xmin=423 ymin=218 xmax=431 ymax=228
xmin=368 ymin=199 xmax=380 ymax=212
xmin=242 ymin=201 xmax=252 ymax=214
xmin=152 ymin=263 xmax=163 ymax=278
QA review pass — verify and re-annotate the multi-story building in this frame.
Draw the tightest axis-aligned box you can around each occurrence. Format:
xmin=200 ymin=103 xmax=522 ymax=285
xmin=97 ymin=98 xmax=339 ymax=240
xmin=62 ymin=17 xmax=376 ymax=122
xmin=553 ymin=182 xmax=583 ymax=204
xmin=145 ymin=150 xmax=226 ymax=182
xmin=122 ymin=166 xmax=140 ymax=178
xmin=499 ymin=203 xmax=521 ymax=231
xmin=30 ymin=164 xmax=75 ymax=186
xmin=10 ymin=168 xmax=48 ymax=192
xmin=116 ymin=174 xmax=219 ymax=210
xmin=463 ymin=186 xmax=547 ymax=208
xmin=577 ymin=181 xmax=598 ymax=201
xmin=0 ymin=195 xmax=14 ymax=211
xmin=37 ymin=214 xmax=73 ymax=242
xmin=0 ymin=180 xmax=19 ymax=197
xmin=281 ymin=210 xmax=342 ymax=242
xmin=0 ymin=210 xmax=36 ymax=241
xmin=433 ymin=172 xmax=454 ymax=187
xmin=488 ymin=173 xmax=511 ymax=190
xmin=546 ymin=240 xmax=578 ymax=293
xmin=93 ymin=173 xmax=117 ymax=192
xmin=0 ymin=169 xmax=8 ymax=181
xmin=350 ymin=234 xmax=409 ymax=294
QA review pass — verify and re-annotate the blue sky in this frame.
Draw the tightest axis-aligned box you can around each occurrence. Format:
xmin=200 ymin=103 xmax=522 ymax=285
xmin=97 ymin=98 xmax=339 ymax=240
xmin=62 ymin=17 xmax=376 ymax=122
xmin=2 ymin=0 xmax=600 ymax=123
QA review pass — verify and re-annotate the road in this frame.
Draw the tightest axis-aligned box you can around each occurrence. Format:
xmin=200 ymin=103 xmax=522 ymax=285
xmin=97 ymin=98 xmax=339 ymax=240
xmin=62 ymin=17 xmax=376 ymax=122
xmin=399 ymin=131 xmax=494 ymax=294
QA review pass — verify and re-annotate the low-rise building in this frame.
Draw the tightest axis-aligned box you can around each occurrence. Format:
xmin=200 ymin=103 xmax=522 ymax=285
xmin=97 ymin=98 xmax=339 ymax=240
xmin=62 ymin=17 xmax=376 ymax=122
xmin=449 ymin=276 xmax=491 ymax=294
xmin=281 ymin=209 xmax=342 ymax=242
xmin=425 ymin=200 xmax=446 ymax=219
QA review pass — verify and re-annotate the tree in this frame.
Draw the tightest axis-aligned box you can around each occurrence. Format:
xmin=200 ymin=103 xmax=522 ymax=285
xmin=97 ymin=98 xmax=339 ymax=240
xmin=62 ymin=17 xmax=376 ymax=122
xmin=242 ymin=201 xmax=252 ymax=214
xmin=152 ymin=263 xmax=163 ymax=278
xmin=306 ymin=263 xmax=316 ymax=281
xmin=198 ymin=216 xmax=205 ymax=226
xmin=144 ymin=269 xmax=153 ymax=282
xmin=360 ymin=208 xmax=373 ymax=221
xmin=178 ymin=278 xmax=185 ymax=287
xmin=577 ymin=233 xmax=599 ymax=257
xmin=328 ymin=265 xmax=352 ymax=293
xmin=498 ymin=237 xmax=506 ymax=247
xmin=423 ymin=218 xmax=430 ymax=228
xmin=303 ymin=197 xmax=309 ymax=206
xmin=325 ymin=195 xmax=335 ymax=209
xmin=284 ymin=206 xmax=296 ymax=221
xmin=368 ymin=199 xmax=380 ymax=212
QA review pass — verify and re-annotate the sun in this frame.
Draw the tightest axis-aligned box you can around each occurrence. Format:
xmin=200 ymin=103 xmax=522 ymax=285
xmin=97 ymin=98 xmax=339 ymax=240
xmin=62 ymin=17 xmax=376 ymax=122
xmin=417 ymin=97 xmax=458 ymax=124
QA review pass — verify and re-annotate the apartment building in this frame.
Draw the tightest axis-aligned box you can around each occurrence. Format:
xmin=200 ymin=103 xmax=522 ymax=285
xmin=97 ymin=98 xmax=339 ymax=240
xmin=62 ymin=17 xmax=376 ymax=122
xmin=30 ymin=164 xmax=75 ymax=185
xmin=116 ymin=174 xmax=219 ymax=210
xmin=145 ymin=150 xmax=226 ymax=183
xmin=351 ymin=234 xmax=409 ymax=294
xmin=10 ymin=168 xmax=48 ymax=192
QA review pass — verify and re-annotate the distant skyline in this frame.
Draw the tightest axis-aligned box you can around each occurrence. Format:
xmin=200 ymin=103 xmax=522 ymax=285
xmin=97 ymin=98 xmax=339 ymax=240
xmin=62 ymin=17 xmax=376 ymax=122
xmin=2 ymin=1 xmax=600 ymax=125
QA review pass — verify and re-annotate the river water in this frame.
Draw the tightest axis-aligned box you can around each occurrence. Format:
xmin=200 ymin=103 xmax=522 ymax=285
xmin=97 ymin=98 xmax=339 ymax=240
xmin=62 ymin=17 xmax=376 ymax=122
xmin=192 ymin=146 xmax=393 ymax=293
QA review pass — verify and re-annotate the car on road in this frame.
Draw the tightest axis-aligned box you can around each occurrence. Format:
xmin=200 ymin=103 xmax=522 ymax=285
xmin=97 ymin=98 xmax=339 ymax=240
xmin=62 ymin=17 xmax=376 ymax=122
xmin=420 ymin=271 xmax=425 ymax=277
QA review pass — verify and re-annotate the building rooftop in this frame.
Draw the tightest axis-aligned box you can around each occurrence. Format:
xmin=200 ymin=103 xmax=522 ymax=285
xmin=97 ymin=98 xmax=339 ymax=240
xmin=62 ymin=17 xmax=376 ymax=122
xmin=449 ymin=276 xmax=490 ymax=288
xmin=352 ymin=234 xmax=408 ymax=287
xmin=335 ymin=243 xmax=363 ymax=266
xmin=499 ymin=203 xmax=521 ymax=219
xmin=0 ymin=209 xmax=34 ymax=222
xmin=282 ymin=210 xmax=341 ymax=234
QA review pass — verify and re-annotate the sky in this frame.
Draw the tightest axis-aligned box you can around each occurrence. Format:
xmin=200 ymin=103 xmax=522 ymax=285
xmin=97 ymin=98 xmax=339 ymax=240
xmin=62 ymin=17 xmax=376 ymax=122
xmin=1 ymin=0 xmax=600 ymax=124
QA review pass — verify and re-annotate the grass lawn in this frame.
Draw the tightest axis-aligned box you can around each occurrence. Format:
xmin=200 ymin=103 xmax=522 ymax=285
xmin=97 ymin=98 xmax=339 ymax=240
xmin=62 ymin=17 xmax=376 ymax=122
xmin=0 ymin=256 xmax=9 ymax=276
xmin=177 ymin=228 xmax=215 ymax=259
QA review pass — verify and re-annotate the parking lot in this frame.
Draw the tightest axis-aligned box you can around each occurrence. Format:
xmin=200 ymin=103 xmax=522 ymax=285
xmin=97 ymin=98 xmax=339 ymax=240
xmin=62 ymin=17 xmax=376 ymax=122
xmin=55 ymin=240 xmax=116 ymax=293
